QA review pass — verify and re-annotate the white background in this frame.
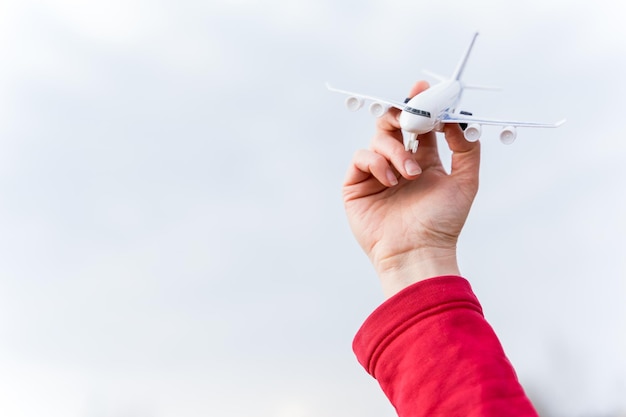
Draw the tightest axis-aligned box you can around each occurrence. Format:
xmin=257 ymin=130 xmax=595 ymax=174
xmin=1 ymin=1 xmax=625 ymax=416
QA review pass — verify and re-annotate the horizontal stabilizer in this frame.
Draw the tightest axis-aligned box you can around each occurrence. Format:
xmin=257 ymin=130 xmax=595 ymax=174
xmin=422 ymin=69 xmax=447 ymax=82
xmin=464 ymin=83 xmax=501 ymax=91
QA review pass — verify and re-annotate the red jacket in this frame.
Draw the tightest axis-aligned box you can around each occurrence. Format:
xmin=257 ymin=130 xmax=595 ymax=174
xmin=353 ymin=276 xmax=538 ymax=417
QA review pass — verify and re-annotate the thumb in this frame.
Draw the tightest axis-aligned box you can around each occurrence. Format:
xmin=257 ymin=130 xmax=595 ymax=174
xmin=443 ymin=123 xmax=480 ymax=183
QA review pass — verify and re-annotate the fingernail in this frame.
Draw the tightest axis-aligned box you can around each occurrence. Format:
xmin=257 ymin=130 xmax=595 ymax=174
xmin=386 ymin=169 xmax=398 ymax=186
xmin=404 ymin=159 xmax=422 ymax=176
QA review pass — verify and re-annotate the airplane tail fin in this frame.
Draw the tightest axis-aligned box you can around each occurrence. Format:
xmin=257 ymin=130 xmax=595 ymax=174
xmin=451 ymin=32 xmax=479 ymax=81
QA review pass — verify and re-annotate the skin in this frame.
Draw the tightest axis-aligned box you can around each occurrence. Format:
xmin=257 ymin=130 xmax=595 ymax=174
xmin=343 ymin=80 xmax=481 ymax=299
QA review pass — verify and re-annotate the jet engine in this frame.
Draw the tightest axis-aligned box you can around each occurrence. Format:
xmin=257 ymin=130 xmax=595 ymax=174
xmin=464 ymin=124 xmax=482 ymax=142
xmin=499 ymin=126 xmax=517 ymax=144
xmin=345 ymin=96 xmax=364 ymax=111
xmin=369 ymin=102 xmax=389 ymax=118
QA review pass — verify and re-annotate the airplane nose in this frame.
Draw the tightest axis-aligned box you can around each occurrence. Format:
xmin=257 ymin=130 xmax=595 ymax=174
xmin=399 ymin=111 xmax=433 ymax=135
xmin=399 ymin=112 xmax=412 ymax=130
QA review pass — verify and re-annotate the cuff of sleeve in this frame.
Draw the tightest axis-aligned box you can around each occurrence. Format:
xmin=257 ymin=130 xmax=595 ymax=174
xmin=352 ymin=275 xmax=483 ymax=377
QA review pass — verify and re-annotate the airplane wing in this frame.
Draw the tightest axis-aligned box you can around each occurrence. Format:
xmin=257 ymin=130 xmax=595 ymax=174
xmin=326 ymin=83 xmax=406 ymax=111
xmin=441 ymin=112 xmax=566 ymax=128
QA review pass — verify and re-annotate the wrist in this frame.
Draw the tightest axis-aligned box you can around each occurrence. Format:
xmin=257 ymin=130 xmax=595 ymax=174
xmin=374 ymin=247 xmax=460 ymax=299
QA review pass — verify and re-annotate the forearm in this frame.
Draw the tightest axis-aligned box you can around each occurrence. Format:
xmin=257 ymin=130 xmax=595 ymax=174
xmin=353 ymin=276 xmax=538 ymax=417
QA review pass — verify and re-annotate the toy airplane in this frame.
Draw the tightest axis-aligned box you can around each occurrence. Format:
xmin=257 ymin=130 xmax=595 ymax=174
xmin=327 ymin=32 xmax=565 ymax=153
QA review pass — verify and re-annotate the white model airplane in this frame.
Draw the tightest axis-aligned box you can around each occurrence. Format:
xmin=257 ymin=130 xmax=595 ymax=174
xmin=327 ymin=32 xmax=565 ymax=153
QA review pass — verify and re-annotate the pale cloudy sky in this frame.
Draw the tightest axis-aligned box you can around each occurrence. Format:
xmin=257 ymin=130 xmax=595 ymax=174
xmin=0 ymin=1 xmax=625 ymax=416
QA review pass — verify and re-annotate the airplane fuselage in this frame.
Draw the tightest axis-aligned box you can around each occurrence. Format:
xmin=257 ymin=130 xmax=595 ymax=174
xmin=399 ymin=80 xmax=462 ymax=135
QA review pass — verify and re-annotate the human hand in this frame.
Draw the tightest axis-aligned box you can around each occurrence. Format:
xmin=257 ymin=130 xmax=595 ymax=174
xmin=343 ymin=81 xmax=480 ymax=298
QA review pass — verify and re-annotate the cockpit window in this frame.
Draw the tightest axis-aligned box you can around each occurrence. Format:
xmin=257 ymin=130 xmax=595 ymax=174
xmin=404 ymin=107 xmax=431 ymax=118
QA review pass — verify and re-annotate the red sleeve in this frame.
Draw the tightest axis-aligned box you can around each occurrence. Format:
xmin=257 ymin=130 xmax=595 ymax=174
xmin=353 ymin=276 xmax=538 ymax=417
